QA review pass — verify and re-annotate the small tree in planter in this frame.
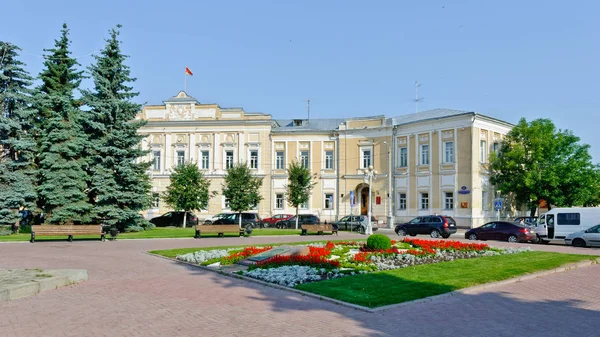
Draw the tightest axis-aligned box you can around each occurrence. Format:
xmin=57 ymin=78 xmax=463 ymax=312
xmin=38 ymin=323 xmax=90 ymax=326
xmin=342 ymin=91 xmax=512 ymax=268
xmin=221 ymin=163 xmax=263 ymax=230
xmin=285 ymin=160 xmax=317 ymax=229
xmin=162 ymin=162 xmax=213 ymax=228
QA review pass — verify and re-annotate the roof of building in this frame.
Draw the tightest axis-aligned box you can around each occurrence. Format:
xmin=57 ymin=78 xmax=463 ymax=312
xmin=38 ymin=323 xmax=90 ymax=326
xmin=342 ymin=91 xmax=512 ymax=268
xmin=391 ymin=108 xmax=474 ymax=125
xmin=273 ymin=118 xmax=346 ymax=132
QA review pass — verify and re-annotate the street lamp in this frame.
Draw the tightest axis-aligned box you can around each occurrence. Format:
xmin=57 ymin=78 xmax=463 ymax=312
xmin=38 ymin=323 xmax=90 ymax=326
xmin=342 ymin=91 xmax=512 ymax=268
xmin=383 ymin=141 xmax=393 ymax=228
xmin=362 ymin=165 xmax=377 ymax=235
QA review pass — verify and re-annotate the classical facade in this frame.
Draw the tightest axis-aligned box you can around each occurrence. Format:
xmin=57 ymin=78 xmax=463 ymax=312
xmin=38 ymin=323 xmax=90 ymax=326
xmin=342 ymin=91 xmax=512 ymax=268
xmin=137 ymin=92 xmax=513 ymax=228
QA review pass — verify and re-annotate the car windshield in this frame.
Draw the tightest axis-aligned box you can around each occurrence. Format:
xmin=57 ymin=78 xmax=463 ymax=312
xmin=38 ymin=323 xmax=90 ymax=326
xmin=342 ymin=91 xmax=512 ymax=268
xmin=408 ymin=217 xmax=421 ymax=224
xmin=340 ymin=216 xmax=351 ymax=221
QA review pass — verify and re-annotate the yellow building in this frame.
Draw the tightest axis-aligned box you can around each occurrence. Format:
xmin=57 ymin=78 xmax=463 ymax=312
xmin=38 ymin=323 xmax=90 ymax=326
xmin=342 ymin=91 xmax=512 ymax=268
xmin=138 ymin=92 xmax=513 ymax=228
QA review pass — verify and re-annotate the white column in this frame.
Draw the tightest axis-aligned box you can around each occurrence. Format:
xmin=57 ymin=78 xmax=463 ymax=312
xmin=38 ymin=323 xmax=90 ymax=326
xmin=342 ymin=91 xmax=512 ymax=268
xmin=238 ymin=132 xmax=244 ymax=164
xmin=189 ymin=133 xmax=195 ymax=163
xmin=165 ymin=133 xmax=172 ymax=171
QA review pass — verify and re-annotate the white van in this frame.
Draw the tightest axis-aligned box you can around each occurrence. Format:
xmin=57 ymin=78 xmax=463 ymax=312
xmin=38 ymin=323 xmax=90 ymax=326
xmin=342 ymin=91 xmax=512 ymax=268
xmin=537 ymin=207 xmax=600 ymax=243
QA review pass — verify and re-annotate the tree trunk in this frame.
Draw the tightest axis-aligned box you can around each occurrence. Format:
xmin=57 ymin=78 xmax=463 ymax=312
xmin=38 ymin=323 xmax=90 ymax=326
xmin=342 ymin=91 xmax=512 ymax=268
xmin=295 ymin=207 xmax=299 ymax=230
xmin=529 ymin=207 xmax=536 ymax=217
xmin=239 ymin=212 xmax=242 ymax=230
xmin=182 ymin=211 xmax=187 ymax=228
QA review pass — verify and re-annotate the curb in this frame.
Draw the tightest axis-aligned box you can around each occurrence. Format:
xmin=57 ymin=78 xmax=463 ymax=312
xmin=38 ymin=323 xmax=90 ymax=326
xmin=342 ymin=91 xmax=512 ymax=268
xmin=147 ymin=252 xmax=600 ymax=313
xmin=0 ymin=269 xmax=88 ymax=302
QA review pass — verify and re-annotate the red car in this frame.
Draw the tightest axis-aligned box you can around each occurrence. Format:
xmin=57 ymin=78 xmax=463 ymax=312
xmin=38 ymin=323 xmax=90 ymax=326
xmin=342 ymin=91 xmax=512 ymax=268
xmin=261 ymin=214 xmax=293 ymax=228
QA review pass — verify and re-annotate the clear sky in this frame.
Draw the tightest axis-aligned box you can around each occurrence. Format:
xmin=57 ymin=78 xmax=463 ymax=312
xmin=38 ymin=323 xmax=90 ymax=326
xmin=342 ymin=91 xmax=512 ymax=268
xmin=2 ymin=0 xmax=599 ymax=160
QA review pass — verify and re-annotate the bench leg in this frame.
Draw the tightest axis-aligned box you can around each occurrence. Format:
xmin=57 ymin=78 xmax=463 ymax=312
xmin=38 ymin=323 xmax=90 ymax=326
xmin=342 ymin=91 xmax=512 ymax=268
xmin=239 ymin=230 xmax=244 ymax=237
xmin=301 ymin=229 xmax=307 ymax=236
xmin=194 ymin=230 xmax=200 ymax=239
xmin=30 ymin=232 xmax=35 ymax=243
xmin=101 ymin=234 xmax=106 ymax=242
xmin=218 ymin=233 xmax=223 ymax=238
xmin=68 ymin=235 xmax=73 ymax=242
xmin=333 ymin=230 xmax=338 ymax=236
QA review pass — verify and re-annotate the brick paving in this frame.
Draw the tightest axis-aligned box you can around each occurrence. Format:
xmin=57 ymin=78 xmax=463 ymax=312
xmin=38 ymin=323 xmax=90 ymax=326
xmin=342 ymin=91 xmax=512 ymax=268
xmin=0 ymin=232 xmax=599 ymax=337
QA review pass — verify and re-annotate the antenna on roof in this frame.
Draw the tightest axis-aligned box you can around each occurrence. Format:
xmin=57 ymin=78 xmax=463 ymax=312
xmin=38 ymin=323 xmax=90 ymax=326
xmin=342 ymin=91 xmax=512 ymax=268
xmin=413 ymin=81 xmax=424 ymax=113
xmin=306 ymin=99 xmax=310 ymax=121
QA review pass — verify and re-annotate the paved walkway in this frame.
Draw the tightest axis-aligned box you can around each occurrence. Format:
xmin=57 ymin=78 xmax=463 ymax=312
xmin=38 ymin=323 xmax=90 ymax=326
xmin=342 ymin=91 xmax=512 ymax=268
xmin=0 ymin=233 xmax=599 ymax=337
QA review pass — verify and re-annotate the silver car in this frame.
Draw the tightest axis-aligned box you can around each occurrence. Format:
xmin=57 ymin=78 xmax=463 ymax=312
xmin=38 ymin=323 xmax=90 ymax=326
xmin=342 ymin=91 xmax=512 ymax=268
xmin=564 ymin=224 xmax=600 ymax=247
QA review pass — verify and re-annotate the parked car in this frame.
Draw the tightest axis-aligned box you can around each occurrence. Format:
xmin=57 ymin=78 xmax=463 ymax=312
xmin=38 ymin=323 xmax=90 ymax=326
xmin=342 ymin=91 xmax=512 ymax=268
xmin=203 ymin=212 xmax=232 ymax=224
xmin=465 ymin=221 xmax=536 ymax=243
xmin=564 ymin=224 xmax=600 ymax=247
xmin=331 ymin=215 xmax=379 ymax=233
xmin=149 ymin=211 xmax=198 ymax=227
xmin=276 ymin=214 xmax=320 ymax=229
xmin=394 ymin=215 xmax=457 ymax=239
xmin=261 ymin=214 xmax=293 ymax=228
xmin=212 ymin=212 xmax=262 ymax=229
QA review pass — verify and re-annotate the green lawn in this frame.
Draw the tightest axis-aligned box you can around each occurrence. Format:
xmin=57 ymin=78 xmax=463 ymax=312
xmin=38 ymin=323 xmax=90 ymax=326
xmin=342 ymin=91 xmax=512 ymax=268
xmin=295 ymin=251 xmax=596 ymax=308
xmin=0 ymin=227 xmax=306 ymax=242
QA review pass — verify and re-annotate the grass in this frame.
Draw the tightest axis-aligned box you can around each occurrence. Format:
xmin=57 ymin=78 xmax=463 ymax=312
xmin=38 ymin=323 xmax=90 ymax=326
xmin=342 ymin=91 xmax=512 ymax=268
xmin=0 ymin=227 xmax=306 ymax=242
xmin=295 ymin=251 xmax=596 ymax=308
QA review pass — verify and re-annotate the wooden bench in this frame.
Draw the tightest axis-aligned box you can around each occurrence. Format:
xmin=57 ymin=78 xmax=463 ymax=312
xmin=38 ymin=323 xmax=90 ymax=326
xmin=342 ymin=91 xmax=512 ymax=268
xmin=194 ymin=225 xmax=245 ymax=238
xmin=30 ymin=225 xmax=105 ymax=243
xmin=301 ymin=224 xmax=338 ymax=236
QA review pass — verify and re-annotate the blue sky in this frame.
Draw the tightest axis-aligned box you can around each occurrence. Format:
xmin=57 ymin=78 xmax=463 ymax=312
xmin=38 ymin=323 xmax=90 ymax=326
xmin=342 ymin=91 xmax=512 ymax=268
xmin=2 ymin=0 xmax=599 ymax=160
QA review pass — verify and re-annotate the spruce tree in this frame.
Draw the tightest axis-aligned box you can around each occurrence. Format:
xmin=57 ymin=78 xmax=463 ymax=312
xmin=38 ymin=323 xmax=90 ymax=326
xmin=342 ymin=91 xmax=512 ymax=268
xmin=82 ymin=25 xmax=152 ymax=230
xmin=35 ymin=23 xmax=92 ymax=224
xmin=0 ymin=42 xmax=37 ymax=226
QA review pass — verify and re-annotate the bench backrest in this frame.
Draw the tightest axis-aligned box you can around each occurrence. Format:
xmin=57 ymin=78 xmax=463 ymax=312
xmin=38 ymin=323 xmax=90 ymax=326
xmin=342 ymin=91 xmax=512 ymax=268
xmin=32 ymin=225 xmax=103 ymax=235
xmin=301 ymin=224 xmax=333 ymax=231
xmin=198 ymin=225 xmax=241 ymax=233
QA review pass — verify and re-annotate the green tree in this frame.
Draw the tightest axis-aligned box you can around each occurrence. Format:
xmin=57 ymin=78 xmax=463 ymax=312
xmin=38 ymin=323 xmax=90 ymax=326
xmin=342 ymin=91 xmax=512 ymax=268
xmin=82 ymin=25 xmax=152 ymax=229
xmin=35 ymin=23 xmax=92 ymax=224
xmin=221 ymin=163 xmax=263 ymax=229
xmin=285 ymin=160 xmax=316 ymax=229
xmin=162 ymin=162 xmax=213 ymax=228
xmin=0 ymin=41 xmax=37 ymax=227
xmin=490 ymin=118 xmax=600 ymax=216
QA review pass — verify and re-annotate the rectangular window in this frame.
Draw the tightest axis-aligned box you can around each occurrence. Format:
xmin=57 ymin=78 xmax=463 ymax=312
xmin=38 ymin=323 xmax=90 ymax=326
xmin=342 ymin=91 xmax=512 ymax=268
xmin=152 ymin=193 xmax=160 ymax=208
xmin=444 ymin=142 xmax=454 ymax=163
xmin=275 ymin=194 xmax=284 ymax=209
xmin=480 ymin=140 xmax=487 ymax=162
xmin=482 ymin=191 xmax=489 ymax=211
xmin=152 ymin=150 xmax=161 ymax=171
xmin=224 ymin=197 xmax=230 ymax=210
xmin=493 ymin=142 xmax=499 ymax=154
xmin=398 ymin=193 xmax=407 ymax=210
xmin=276 ymin=151 xmax=285 ymax=170
xmin=557 ymin=213 xmax=581 ymax=225
xmin=300 ymin=201 xmax=308 ymax=209
xmin=362 ymin=149 xmax=372 ymax=168
xmin=399 ymin=147 xmax=408 ymax=167
xmin=176 ymin=150 xmax=185 ymax=167
xmin=200 ymin=151 xmax=209 ymax=169
xmin=300 ymin=150 xmax=309 ymax=168
xmin=420 ymin=193 xmax=429 ymax=210
xmin=324 ymin=193 xmax=333 ymax=209
xmin=249 ymin=150 xmax=258 ymax=169
xmin=420 ymin=145 xmax=429 ymax=165
xmin=225 ymin=150 xmax=234 ymax=169
xmin=325 ymin=151 xmax=334 ymax=169
xmin=444 ymin=192 xmax=454 ymax=210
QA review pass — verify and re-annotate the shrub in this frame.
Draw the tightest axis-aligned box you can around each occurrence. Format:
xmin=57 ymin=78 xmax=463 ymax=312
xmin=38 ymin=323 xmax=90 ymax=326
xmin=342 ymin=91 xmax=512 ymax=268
xmin=366 ymin=234 xmax=391 ymax=250
xmin=124 ymin=225 xmax=144 ymax=233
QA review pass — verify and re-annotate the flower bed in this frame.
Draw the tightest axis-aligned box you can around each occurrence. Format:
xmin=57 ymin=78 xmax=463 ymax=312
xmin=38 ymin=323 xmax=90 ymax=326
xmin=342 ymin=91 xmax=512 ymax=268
xmin=176 ymin=239 xmax=531 ymax=287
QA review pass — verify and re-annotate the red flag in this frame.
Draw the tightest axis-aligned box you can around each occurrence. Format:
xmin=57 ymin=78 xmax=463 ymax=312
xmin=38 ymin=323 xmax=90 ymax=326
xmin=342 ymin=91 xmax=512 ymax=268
xmin=185 ymin=67 xmax=193 ymax=76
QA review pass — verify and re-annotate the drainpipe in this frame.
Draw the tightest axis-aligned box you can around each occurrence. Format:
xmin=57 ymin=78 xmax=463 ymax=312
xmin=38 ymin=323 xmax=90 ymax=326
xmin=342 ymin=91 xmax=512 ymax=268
xmin=391 ymin=125 xmax=398 ymax=228
xmin=334 ymin=131 xmax=340 ymax=222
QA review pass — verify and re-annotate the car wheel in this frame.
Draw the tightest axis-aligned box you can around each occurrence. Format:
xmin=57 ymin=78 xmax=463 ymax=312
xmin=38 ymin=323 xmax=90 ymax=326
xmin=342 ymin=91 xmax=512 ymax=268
xmin=262 ymin=222 xmax=269 ymax=228
xmin=508 ymin=235 xmax=518 ymax=243
xmin=359 ymin=226 xmax=366 ymax=234
xmin=204 ymin=220 xmax=212 ymax=225
xmin=468 ymin=233 xmax=478 ymax=240
xmin=397 ymin=228 xmax=407 ymax=236
xmin=430 ymin=230 xmax=441 ymax=239
xmin=275 ymin=221 xmax=282 ymax=229
xmin=572 ymin=238 xmax=586 ymax=248
xmin=441 ymin=234 xmax=450 ymax=239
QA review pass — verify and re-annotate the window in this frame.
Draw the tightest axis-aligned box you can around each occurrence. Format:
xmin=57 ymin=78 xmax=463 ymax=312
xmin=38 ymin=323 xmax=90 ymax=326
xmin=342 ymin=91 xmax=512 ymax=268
xmin=482 ymin=191 xmax=489 ymax=211
xmin=249 ymin=150 xmax=258 ymax=169
xmin=361 ymin=149 xmax=372 ymax=168
xmin=152 ymin=193 xmax=160 ymax=208
xmin=325 ymin=151 xmax=334 ymax=169
xmin=480 ymin=140 xmax=487 ymax=162
xmin=421 ymin=193 xmax=429 ymax=210
xmin=398 ymin=193 xmax=407 ymax=210
xmin=275 ymin=194 xmax=284 ymax=209
xmin=300 ymin=151 xmax=309 ymax=168
xmin=324 ymin=193 xmax=333 ymax=209
xmin=152 ymin=150 xmax=161 ymax=171
xmin=200 ymin=151 xmax=209 ymax=169
xmin=444 ymin=192 xmax=454 ymax=210
xmin=444 ymin=142 xmax=454 ymax=163
xmin=300 ymin=201 xmax=308 ymax=209
xmin=225 ymin=150 xmax=234 ymax=169
xmin=420 ymin=145 xmax=429 ymax=165
xmin=557 ymin=213 xmax=581 ymax=226
xmin=223 ymin=197 xmax=230 ymax=210
xmin=399 ymin=147 xmax=408 ymax=167
xmin=276 ymin=151 xmax=285 ymax=169
xmin=493 ymin=142 xmax=499 ymax=154
xmin=176 ymin=150 xmax=185 ymax=167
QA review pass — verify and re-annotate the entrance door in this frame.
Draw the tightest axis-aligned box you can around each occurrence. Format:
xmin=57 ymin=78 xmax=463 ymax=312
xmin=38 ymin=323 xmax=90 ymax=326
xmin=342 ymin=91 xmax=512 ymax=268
xmin=361 ymin=188 xmax=368 ymax=215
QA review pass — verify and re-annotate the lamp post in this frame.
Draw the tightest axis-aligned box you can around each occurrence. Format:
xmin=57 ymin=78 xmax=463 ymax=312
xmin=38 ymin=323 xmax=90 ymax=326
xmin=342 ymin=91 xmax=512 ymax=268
xmin=362 ymin=165 xmax=377 ymax=235
xmin=383 ymin=141 xmax=393 ymax=228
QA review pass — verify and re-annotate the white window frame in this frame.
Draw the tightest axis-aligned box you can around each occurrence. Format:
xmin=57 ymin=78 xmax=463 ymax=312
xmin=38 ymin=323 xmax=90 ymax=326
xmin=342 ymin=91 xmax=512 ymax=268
xmin=176 ymin=150 xmax=185 ymax=167
xmin=300 ymin=150 xmax=309 ymax=168
xmin=325 ymin=150 xmax=334 ymax=170
xmin=276 ymin=151 xmax=285 ymax=170
xmin=398 ymin=193 xmax=407 ymax=210
xmin=275 ymin=194 xmax=284 ymax=209
xmin=223 ymin=196 xmax=231 ymax=210
xmin=420 ymin=144 xmax=429 ymax=165
xmin=399 ymin=147 xmax=408 ymax=167
xmin=200 ymin=150 xmax=210 ymax=170
xmin=152 ymin=150 xmax=161 ymax=171
xmin=225 ymin=150 xmax=234 ymax=169
xmin=492 ymin=142 xmax=499 ymax=154
xmin=249 ymin=149 xmax=259 ymax=170
xmin=480 ymin=140 xmax=487 ymax=163
xmin=324 ymin=193 xmax=334 ymax=210
xmin=444 ymin=192 xmax=454 ymax=210
xmin=152 ymin=193 xmax=160 ymax=209
xmin=300 ymin=200 xmax=309 ymax=209
xmin=444 ymin=141 xmax=454 ymax=163
xmin=421 ymin=192 xmax=429 ymax=210
xmin=361 ymin=148 xmax=372 ymax=169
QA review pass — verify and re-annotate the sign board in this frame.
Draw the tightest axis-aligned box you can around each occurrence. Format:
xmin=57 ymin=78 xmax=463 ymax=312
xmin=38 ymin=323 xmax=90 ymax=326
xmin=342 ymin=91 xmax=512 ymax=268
xmin=349 ymin=190 xmax=355 ymax=207
xmin=376 ymin=196 xmax=381 ymax=205
xmin=493 ymin=198 xmax=504 ymax=211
